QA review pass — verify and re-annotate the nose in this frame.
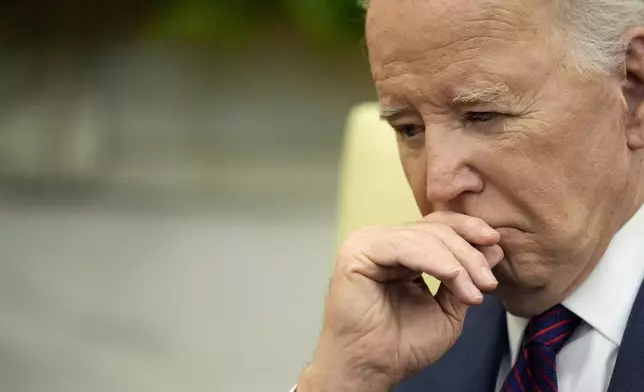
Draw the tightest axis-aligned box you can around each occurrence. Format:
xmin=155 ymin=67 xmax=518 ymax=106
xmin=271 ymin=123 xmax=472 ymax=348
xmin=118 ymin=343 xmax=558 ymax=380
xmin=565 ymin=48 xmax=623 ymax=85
xmin=424 ymin=145 xmax=484 ymax=205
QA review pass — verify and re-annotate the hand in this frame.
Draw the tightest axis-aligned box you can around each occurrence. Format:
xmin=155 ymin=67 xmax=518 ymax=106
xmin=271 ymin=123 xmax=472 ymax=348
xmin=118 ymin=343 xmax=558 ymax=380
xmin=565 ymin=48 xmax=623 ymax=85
xmin=297 ymin=212 xmax=504 ymax=392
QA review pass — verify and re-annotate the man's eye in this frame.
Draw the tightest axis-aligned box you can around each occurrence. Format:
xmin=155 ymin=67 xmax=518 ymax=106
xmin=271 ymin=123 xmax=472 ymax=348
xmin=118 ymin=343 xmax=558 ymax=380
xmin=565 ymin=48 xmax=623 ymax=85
xmin=394 ymin=124 xmax=424 ymax=138
xmin=463 ymin=112 xmax=501 ymax=123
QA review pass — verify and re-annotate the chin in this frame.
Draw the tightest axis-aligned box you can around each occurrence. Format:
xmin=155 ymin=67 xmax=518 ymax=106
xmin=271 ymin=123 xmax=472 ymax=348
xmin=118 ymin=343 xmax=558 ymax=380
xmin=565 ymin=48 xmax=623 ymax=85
xmin=495 ymin=227 xmax=555 ymax=287
xmin=497 ymin=293 xmax=552 ymax=319
xmin=494 ymin=284 xmax=553 ymax=317
xmin=491 ymin=255 xmax=556 ymax=317
xmin=493 ymin=255 xmax=552 ymax=289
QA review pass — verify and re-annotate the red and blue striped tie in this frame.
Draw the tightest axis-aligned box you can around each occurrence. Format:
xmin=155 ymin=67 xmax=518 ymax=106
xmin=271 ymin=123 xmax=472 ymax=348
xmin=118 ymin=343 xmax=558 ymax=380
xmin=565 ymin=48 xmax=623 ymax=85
xmin=501 ymin=304 xmax=581 ymax=392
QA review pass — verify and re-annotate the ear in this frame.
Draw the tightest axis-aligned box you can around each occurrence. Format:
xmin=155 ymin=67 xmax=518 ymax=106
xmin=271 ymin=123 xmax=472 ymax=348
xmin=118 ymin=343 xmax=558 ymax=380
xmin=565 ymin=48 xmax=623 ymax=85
xmin=623 ymin=27 xmax=644 ymax=150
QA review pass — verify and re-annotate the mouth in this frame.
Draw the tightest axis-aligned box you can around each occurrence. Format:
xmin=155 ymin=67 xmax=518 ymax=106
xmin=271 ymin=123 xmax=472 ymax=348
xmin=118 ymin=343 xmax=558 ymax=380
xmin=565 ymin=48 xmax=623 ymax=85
xmin=492 ymin=225 xmax=530 ymax=234
xmin=494 ymin=226 xmax=519 ymax=231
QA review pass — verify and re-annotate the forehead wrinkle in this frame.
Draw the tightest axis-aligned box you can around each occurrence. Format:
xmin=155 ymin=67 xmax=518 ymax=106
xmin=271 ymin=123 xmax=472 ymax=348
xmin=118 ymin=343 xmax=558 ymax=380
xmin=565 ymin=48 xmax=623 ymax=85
xmin=367 ymin=0 xmax=551 ymax=69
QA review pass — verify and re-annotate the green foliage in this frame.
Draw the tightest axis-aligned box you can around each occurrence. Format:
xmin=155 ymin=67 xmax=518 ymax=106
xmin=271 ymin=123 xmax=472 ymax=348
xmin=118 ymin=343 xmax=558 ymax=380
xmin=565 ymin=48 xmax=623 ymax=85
xmin=150 ymin=2 xmax=253 ymax=46
xmin=151 ymin=0 xmax=364 ymax=46
xmin=284 ymin=0 xmax=365 ymax=43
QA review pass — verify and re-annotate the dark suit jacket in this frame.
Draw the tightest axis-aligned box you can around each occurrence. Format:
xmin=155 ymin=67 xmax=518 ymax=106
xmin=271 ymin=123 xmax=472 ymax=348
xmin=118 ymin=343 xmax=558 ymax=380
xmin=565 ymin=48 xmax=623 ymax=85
xmin=394 ymin=279 xmax=644 ymax=392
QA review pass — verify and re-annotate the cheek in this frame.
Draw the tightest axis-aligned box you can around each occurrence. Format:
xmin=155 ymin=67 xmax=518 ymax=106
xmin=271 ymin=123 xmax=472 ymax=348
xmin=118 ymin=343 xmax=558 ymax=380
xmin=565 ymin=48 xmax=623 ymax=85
xmin=399 ymin=151 xmax=429 ymax=214
xmin=471 ymin=122 xmax=586 ymax=235
xmin=553 ymin=97 xmax=628 ymax=204
xmin=543 ymin=82 xmax=628 ymax=190
xmin=487 ymin=102 xmax=626 ymax=239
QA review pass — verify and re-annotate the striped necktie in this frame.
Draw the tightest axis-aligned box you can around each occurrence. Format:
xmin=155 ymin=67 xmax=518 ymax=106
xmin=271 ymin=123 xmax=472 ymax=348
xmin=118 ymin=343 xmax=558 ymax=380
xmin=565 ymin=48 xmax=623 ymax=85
xmin=501 ymin=304 xmax=581 ymax=392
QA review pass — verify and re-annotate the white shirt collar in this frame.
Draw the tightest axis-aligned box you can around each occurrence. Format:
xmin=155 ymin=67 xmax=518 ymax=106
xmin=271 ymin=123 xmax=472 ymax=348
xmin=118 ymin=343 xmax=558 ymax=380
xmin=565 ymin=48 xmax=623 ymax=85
xmin=506 ymin=203 xmax=644 ymax=361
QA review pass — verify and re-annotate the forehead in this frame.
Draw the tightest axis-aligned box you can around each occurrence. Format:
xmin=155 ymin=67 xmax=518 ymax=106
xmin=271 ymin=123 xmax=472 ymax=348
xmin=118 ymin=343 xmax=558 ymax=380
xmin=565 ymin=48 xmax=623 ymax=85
xmin=366 ymin=0 xmax=558 ymax=102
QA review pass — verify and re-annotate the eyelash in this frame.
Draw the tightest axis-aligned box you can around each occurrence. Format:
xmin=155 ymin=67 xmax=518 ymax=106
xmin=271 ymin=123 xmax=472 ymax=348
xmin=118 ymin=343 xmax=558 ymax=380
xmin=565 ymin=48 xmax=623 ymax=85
xmin=463 ymin=111 xmax=501 ymax=123
xmin=394 ymin=124 xmax=424 ymax=139
xmin=392 ymin=111 xmax=503 ymax=139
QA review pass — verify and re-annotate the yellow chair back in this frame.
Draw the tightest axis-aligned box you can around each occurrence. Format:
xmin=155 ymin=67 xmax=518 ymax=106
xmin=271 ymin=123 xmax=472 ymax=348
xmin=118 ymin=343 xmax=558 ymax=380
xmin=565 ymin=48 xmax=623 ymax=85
xmin=336 ymin=103 xmax=439 ymax=291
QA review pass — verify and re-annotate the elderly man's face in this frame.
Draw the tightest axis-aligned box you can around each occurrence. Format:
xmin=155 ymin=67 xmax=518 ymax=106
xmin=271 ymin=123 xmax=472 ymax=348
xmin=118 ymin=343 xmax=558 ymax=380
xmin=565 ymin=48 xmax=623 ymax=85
xmin=367 ymin=0 xmax=641 ymax=315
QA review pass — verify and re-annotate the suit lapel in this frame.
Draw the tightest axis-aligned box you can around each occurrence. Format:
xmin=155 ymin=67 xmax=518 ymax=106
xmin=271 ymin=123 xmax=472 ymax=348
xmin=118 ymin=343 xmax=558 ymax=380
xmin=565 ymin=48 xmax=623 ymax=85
xmin=394 ymin=295 xmax=508 ymax=392
xmin=608 ymin=278 xmax=644 ymax=392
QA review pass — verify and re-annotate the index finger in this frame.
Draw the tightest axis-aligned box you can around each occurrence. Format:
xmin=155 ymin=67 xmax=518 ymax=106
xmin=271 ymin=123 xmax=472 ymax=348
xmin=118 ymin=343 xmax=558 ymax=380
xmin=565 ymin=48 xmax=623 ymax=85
xmin=423 ymin=211 xmax=500 ymax=246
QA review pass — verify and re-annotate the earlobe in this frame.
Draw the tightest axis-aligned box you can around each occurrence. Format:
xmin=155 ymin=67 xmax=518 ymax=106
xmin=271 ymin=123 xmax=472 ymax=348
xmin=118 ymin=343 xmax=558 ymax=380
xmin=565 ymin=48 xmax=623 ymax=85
xmin=627 ymin=109 xmax=644 ymax=149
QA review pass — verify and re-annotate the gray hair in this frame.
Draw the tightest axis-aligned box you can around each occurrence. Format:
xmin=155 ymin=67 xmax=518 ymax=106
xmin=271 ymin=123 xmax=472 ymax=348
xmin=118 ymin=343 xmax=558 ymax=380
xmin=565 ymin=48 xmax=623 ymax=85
xmin=554 ymin=0 xmax=644 ymax=75
xmin=360 ymin=0 xmax=644 ymax=76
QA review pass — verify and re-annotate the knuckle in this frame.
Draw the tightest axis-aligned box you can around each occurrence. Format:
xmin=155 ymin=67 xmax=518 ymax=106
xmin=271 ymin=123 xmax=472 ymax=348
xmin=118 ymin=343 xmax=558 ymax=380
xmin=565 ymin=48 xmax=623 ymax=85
xmin=338 ymin=226 xmax=389 ymax=261
xmin=335 ymin=246 xmax=371 ymax=276
xmin=427 ymin=222 xmax=457 ymax=238
xmin=472 ymin=250 xmax=488 ymax=266
xmin=337 ymin=240 xmax=362 ymax=263
xmin=441 ymin=223 xmax=458 ymax=235
xmin=423 ymin=221 xmax=448 ymax=232
xmin=451 ymin=266 xmax=466 ymax=277
xmin=466 ymin=217 xmax=487 ymax=231
xmin=426 ymin=210 xmax=448 ymax=221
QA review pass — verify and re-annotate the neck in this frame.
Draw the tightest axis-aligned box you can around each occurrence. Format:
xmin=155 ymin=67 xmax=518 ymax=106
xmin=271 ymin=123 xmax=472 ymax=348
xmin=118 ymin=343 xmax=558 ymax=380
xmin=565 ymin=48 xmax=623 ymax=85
xmin=625 ymin=156 xmax=644 ymax=223
xmin=607 ymin=153 xmax=644 ymax=243
xmin=604 ymin=162 xmax=643 ymax=249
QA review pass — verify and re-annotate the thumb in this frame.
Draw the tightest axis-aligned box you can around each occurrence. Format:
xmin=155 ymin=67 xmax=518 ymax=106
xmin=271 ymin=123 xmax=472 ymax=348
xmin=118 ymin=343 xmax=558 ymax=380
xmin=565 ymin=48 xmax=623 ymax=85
xmin=434 ymin=283 xmax=469 ymax=326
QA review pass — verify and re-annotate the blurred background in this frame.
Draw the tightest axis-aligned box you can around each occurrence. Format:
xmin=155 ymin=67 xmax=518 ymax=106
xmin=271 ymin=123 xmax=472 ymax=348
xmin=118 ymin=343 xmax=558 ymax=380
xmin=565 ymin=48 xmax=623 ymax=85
xmin=0 ymin=1 xmax=375 ymax=391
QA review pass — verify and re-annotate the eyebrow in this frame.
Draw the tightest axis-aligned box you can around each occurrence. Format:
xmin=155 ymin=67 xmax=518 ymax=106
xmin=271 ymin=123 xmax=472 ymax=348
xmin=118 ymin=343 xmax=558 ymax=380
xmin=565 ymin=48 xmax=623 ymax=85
xmin=379 ymin=106 xmax=414 ymax=120
xmin=379 ymin=83 xmax=517 ymax=119
xmin=452 ymin=83 xmax=515 ymax=106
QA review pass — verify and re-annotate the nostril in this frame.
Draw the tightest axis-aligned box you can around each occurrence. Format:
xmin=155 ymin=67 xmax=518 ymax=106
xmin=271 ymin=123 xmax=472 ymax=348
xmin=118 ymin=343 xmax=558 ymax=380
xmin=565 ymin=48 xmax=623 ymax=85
xmin=426 ymin=161 xmax=484 ymax=200
xmin=425 ymin=183 xmax=463 ymax=204
xmin=425 ymin=176 xmax=484 ymax=204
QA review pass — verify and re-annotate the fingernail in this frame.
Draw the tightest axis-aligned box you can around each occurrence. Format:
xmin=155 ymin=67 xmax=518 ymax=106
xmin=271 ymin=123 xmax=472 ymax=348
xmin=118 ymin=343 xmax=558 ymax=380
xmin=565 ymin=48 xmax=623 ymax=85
xmin=465 ymin=281 xmax=484 ymax=301
xmin=481 ymin=267 xmax=498 ymax=285
xmin=495 ymin=248 xmax=505 ymax=262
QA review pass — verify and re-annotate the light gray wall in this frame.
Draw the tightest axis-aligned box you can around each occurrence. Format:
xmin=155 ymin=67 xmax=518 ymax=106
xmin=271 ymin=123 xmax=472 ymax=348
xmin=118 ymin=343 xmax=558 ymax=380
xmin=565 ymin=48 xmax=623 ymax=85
xmin=0 ymin=33 xmax=375 ymax=392
xmin=0 ymin=202 xmax=336 ymax=392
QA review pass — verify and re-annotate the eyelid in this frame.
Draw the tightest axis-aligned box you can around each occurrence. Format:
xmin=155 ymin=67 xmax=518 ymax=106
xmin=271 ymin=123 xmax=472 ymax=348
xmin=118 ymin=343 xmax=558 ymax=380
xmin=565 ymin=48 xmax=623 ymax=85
xmin=392 ymin=124 xmax=425 ymax=141
xmin=463 ymin=111 xmax=501 ymax=121
xmin=387 ymin=117 xmax=424 ymax=129
xmin=385 ymin=108 xmax=422 ymax=123
xmin=393 ymin=123 xmax=423 ymax=133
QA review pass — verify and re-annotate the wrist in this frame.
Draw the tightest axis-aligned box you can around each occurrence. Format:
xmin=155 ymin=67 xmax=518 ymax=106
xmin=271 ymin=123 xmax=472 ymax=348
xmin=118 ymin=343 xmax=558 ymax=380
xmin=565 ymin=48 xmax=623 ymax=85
xmin=296 ymin=357 xmax=393 ymax=392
